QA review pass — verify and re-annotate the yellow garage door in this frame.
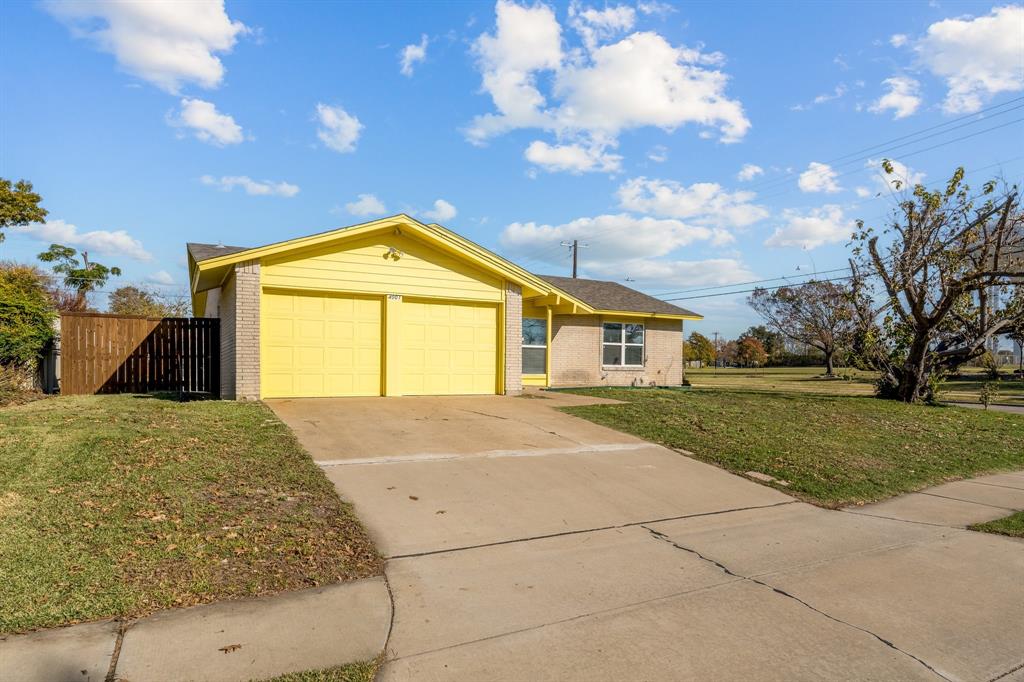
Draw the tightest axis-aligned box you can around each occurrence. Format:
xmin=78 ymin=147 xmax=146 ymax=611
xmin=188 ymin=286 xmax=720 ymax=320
xmin=261 ymin=290 xmax=382 ymax=398
xmin=401 ymin=300 xmax=498 ymax=395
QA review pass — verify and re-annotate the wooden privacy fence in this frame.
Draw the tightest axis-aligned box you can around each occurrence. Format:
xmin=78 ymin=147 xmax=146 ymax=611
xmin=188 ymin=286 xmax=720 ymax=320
xmin=60 ymin=313 xmax=219 ymax=396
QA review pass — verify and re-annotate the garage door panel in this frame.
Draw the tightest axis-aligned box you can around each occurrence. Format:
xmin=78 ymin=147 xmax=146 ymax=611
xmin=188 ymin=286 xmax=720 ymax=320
xmin=401 ymin=300 xmax=497 ymax=396
xmin=262 ymin=290 xmax=382 ymax=398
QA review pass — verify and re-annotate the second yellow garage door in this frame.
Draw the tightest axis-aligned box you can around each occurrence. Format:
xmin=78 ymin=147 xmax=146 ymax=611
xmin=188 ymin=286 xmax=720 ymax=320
xmin=401 ymin=300 xmax=498 ymax=395
xmin=261 ymin=290 xmax=383 ymax=398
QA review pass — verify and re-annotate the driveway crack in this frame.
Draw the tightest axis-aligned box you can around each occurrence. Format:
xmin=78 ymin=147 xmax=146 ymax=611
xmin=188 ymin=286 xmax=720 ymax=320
xmin=641 ymin=526 xmax=953 ymax=682
xmin=454 ymin=408 xmax=586 ymax=445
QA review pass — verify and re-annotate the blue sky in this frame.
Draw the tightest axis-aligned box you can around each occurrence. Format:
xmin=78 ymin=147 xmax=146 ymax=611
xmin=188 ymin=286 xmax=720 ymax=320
xmin=2 ymin=0 xmax=1022 ymax=338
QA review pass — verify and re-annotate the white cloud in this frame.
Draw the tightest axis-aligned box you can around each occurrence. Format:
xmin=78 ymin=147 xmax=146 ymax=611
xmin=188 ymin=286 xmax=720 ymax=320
xmin=424 ymin=199 xmax=458 ymax=222
xmin=466 ymin=1 xmax=749 ymax=169
xmin=764 ymin=205 xmax=853 ymax=249
xmin=890 ymin=33 xmax=909 ymax=48
xmin=869 ymin=76 xmax=922 ymax=119
xmin=647 ymin=145 xmax=668 ymax=163
xmin=168 ymin=98 xmax=243 ymax=146
xmin=400 ymin=34 xmax=429 ymax=76
xmin=792 ymin=84 xmax=847 ymax=111
xmin=737 ymin=163 xmax=763 ymax=181
xmin=568 ymin=2 xmax=636 ymax=50
xmin=345 ymin=193 xmax=387 ymax=216
xmin=200 ymin=175 xmax=300 ymax=197
xmin=466 ymin=0 xmax=563 ymax=143
xmin=798 ymin=161 xmax=841 ymax=193
xmin=15 ymin=218 xmax=151 ymax=261
xmin=915 ymin=5 xmax=1024 ymax=113
xmin=867 ymin=158 xmax=925 ymax=192
xmin=617 ymin=177 xmax=768 ymax=228
xmin=146 ymin=270 xmax=175 ymax=286
xmin=43 ymin=0 xmax=247 ymax=93
xmin=501 ymin=213 xmax=712 ymax=264
xmin=315 ymin=103 xmax=363 ymax=153
xmin=524 ymin=140 xmax=622 ymax=173
xmin=855 ymin=186 xmax=872 ymax=198
xmin=636 ymin=1 xmax=676 ymax=17
xmin=585 ymin=257 xmax=756 ymax=288
xmin=553 ymin=32 xmax=747 ymax=143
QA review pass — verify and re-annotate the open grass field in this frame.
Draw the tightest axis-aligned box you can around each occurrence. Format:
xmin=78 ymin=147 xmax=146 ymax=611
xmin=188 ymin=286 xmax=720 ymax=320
xmin=684 ymin=366 xmax=1024 ymax=406
xmin=562 ymin=388 xmax=1024 ymax=508
xmin=0 ymin=395 xmax=381 ymax=633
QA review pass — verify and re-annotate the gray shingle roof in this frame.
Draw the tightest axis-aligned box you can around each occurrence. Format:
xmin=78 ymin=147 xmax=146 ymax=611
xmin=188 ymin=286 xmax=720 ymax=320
xmin=187 ymin=242 xmax=252 ymax=262
xmin=537 ymin=275 xmax=700 ymax=317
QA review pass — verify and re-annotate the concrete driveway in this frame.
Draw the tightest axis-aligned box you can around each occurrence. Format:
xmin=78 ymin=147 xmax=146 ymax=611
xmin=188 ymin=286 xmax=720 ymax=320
xmin=268 ymin=394 xmax=1024 ymax=682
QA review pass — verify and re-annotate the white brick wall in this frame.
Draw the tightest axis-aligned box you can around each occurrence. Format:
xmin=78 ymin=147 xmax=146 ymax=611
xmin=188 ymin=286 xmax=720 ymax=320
xmin=549 ymin=315 xmax=682 ymax=387
xmin=504 ymin=282 xmax=522 ymax=394
xmin=217 ymin=261 xmax=260 ymax=400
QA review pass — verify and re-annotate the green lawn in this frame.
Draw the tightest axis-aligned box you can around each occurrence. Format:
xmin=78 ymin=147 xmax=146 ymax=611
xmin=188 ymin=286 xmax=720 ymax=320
xmin=0 ymin=395 xmax=382 ymax=633
xmin=259 ymin=659 xmax=380 ymax=682
xmin=562 ymin=388 xmax=1024 ymax=508
xmin=971 ymin=511 xmax=1024 ymax=538
xmin=684 ymin=366 xmax=1024 ymax=406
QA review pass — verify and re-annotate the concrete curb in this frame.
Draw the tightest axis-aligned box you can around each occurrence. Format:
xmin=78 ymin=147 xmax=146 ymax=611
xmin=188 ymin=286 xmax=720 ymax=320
xmin=1 ymin=576 xmax=391 ymax=682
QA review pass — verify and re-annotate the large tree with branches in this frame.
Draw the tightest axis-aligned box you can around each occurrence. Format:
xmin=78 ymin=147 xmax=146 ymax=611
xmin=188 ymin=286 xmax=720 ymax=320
xmin=748 ymin=280 xmax=858 ymax=376
xmin=851 ymin=162 xmax=1023 ymax=403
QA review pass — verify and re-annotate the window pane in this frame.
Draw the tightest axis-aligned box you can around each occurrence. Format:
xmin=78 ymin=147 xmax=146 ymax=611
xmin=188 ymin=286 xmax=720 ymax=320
xmin=602 ymin=344 xmax=621 ymax=366
xmin=625 ymin=345 xmax=643 ymax=366
xmin=603 ymin=323 xmax=622 ymax=343
xmin=624 ymin=323 xmax=644 ymax=344
xmin=522 ymin=318 xmax=546 ymax=346
xmin=523 ymin=347 xmax=546 ymax=374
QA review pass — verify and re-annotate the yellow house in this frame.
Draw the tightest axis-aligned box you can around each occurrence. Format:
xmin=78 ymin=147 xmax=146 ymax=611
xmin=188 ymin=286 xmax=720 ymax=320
xmin=187 ymin=215 xmax=701 ymax=400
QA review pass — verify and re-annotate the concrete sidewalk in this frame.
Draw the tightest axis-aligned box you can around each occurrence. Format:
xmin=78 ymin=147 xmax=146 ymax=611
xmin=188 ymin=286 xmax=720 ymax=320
xmin=0 ymin=577 xmax=390 ymax=682
xmin=846 ymin=470 xmax=1024 ymax=527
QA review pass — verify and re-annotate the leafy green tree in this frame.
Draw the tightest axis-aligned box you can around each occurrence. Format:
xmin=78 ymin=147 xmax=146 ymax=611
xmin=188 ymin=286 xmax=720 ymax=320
xmin=737 ymin=336 xmax=768 ymax=367
xmin=740 ymin=325 xmax=785 ymax=361
xmin=684 ymin=331 xmax=716 ymax=367
xmin=0 ymin=262 xmax=56 ymax=367
xmin=0 ymin=178 xmax=48 ymax=244
xmin=38 ymin=244 xmax=121 ymax=310
xmin=749 ymin=280 xmax=858 ymax=376
xmin=109 ymin=286 xmax=190 ymax=317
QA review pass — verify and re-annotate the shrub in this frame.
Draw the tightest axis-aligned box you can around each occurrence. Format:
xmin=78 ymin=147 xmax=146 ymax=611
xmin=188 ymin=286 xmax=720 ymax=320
xmin=0 ymin=262 xmax=56 ymax=367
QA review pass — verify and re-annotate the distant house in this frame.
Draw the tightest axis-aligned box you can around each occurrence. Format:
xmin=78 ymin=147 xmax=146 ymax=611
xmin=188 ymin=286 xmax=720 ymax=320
xmin=187 ymin=215 xmax=700 ymax=399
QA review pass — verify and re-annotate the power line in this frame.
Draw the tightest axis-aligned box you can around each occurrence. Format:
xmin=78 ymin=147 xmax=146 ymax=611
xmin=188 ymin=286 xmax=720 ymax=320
xmin=740 ymin=96 xmax=1024 ymax=194
xmin=662 ymin=274 xmax=858 ymax=302
xmin=651 ymin=266 xmax=853 ymax=297
xmin=750 ymin=116 xmax=1024 ymax=204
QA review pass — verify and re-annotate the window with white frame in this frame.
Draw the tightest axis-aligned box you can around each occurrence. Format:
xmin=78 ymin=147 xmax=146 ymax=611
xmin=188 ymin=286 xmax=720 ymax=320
xmin=522 ymin=318 xmax=547 ymax=374
xmin=602 ymin=322 xmax=644 ymax=367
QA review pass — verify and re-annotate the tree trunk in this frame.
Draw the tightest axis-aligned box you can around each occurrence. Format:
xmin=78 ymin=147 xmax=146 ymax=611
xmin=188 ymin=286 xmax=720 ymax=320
xmin=824 ymin=350 xmax=835 ymax=376
xmin=897 ymin=339 xmax=931 ymax=402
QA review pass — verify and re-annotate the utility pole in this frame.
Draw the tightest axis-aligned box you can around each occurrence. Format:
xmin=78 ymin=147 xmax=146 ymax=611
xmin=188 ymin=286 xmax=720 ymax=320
xmin=713 ymin=331 xmax=720 ymax=375
xmin=560 ymin=240 xmax=588 ymax=278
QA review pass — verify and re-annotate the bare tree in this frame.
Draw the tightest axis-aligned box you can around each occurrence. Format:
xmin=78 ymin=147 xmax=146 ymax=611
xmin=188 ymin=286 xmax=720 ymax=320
xmin=852 ymin=163 xmax=1024 ymax=402
xmin=748 ymin=280 xmax=857 ymax=376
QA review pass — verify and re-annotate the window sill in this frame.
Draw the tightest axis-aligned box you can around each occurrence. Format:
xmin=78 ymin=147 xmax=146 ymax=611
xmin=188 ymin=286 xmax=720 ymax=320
xmin=602 ymin=365 xmax=645 ymax=371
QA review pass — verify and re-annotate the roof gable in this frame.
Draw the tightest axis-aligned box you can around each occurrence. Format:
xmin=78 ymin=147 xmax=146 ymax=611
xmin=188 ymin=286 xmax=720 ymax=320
xmin=188 ymin=215 xmax=572 ymax=303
